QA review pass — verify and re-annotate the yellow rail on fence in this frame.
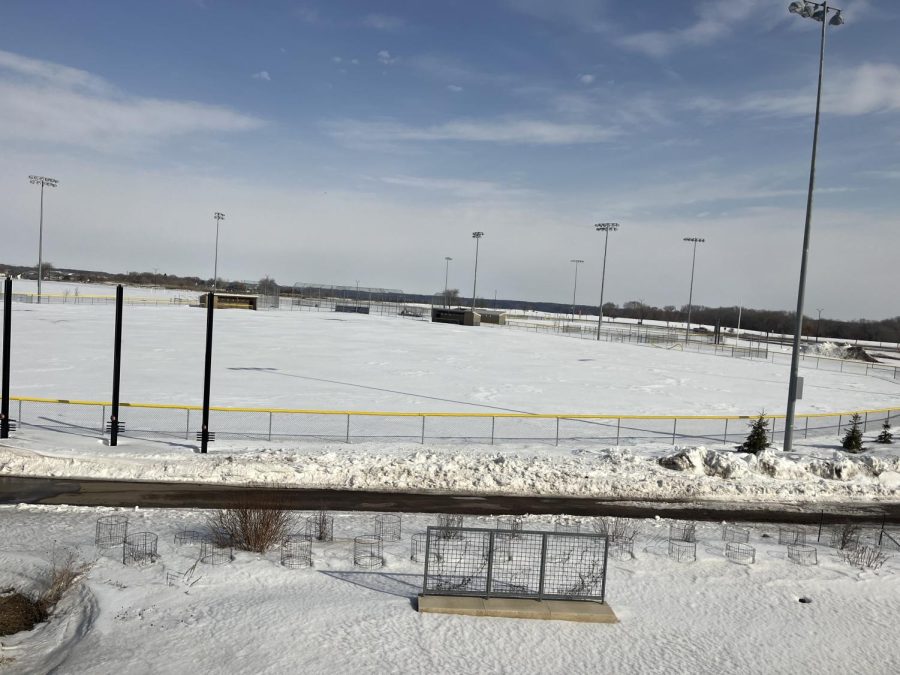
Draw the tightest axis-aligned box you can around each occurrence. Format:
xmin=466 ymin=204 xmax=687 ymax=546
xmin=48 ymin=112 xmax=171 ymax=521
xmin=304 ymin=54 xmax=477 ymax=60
xmin=9 ymin=396 xmax=900 ymax=421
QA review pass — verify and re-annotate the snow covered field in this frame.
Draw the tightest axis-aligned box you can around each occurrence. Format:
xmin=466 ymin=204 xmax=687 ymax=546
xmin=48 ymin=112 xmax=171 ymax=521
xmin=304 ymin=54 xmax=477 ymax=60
xmin=2 ymin=505 xmax=898 ymax=674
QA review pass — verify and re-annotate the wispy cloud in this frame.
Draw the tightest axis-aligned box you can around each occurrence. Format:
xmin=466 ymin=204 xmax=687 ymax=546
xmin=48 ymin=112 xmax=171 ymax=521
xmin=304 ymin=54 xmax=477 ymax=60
xmin=690 ymin=63 xmax=900 ymax=117
xmin=252 ymin=70 xmax=271 ymax=81
xmin=377 ymin=50 xmax=398 ymax=65
xmin=324 ymin=117 xmax=620 ymax=147
xmin=379 ymin=175 xmax=534 ymax=199
xmin=618 ymin=0 xmax=767 ymax=57
xmin=578 ymin=74 xmax=595 ymax=85
xmin=447 ymin=84 xmax=463 ymax=93
xmin=0 ymin=49 xmax=264 ymax=152
xmin=363 ymin=14 xmax=407 ymax=31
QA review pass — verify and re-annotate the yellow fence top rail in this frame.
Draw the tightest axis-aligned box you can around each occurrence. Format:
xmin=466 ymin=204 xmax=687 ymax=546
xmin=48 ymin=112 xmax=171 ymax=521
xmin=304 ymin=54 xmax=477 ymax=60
xmin=9 ymin=396 xmax=900 ymax=421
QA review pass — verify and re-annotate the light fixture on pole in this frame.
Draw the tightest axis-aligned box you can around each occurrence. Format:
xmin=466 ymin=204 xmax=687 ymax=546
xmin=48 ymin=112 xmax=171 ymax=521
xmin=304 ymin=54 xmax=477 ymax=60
xmin=212 ymin=212 xmax=225 ymax=291
xmin=683 ymin=237 xmax=705 ymax=343
xmin=471 ymin=232 xmax=484 ymax=311
xmin=444 ymin=256 xmax=453 ymax=307
xmin=784 ymin=0 xmax=844 ymax=454
xmin=570 ymin=259 xmax=584 ymax=320
xmin=594 ymin=222 xmax=619 ymax=340
xmin=28 ymin=175 xmax=59 ymax=304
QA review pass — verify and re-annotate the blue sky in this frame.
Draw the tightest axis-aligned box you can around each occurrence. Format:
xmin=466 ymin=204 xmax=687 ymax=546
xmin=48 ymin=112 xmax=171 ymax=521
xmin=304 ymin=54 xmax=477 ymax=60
xmin=0 ymin=0 xmax=898 ymax=319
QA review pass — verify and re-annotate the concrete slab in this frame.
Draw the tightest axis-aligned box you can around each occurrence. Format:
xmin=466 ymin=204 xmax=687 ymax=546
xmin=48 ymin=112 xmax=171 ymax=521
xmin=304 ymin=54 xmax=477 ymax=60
xmin=418 ymin=595 xmax=617 ymax=623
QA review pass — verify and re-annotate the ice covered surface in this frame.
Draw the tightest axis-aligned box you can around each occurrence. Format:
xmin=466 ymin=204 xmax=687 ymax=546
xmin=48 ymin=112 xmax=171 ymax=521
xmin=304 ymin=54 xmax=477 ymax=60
xmin=1 ymin=505 xmax=898 ymax=674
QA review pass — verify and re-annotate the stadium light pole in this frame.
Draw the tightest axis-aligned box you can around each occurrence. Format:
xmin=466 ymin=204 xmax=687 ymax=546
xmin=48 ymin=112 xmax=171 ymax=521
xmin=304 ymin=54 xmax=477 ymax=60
xmin=683 ymin=237 xmax=705 ymax=344
xmin=784 ymin=0 xmax=844 ymax=454
xmin=444 ymin=256 xmax=452 ymax=307
xmin=471 ymin=232 xmax=483 ymax=311
xmin=28 ymin=175 xmax=59 ymax=304
xmin=212 ymin=212 xmax=225 ymax=291
xmin=594 ymin=222 xmax=619 ymax=340
xmin=570 ymin=259 xmax=584 ymax=320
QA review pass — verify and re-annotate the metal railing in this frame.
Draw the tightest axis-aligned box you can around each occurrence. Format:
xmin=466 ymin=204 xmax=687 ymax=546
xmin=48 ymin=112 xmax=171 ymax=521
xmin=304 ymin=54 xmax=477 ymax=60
xmin=421 ymin=526 xmax=609 ymax=602
xmin=5 ymin=396 xmax=898 ymax=447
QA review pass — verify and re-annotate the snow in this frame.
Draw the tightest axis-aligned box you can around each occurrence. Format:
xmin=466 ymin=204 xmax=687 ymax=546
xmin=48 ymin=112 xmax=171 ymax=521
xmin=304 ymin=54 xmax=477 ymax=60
xmin=2 ymin=505 xmax=898 ymax=674
xmin=2 ymin=284 xmax=900 ymax=672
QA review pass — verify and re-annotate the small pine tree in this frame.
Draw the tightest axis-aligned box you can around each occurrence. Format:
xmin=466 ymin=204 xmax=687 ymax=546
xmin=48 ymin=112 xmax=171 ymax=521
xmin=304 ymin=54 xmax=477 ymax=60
xmin=875 ymin=419 xmax=893 ymax=444
xmin=737 ymin=412 xmax=771 ymax=453
xmin=841 ymin=413 xmax=864 ymax=453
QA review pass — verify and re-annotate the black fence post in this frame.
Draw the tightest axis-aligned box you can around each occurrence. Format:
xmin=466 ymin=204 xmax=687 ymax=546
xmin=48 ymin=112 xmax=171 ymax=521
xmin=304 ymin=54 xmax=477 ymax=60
xmin=110 ymin=285 xmax=123 ymax=446
xmin=1 ymin=277 xmax=11 ymax=439
xmin=201 ymin=292 xmax=214 ymax=454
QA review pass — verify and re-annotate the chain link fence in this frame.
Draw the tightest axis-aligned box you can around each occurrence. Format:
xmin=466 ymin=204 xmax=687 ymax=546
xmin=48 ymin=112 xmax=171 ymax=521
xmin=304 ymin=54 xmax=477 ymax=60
xmin=7 ymin=397 xmax=898 ymax=447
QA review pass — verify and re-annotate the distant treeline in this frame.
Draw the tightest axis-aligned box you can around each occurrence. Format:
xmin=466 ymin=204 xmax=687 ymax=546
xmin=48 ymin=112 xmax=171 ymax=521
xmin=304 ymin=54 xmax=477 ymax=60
xmin=3 ymin=263 xmax=898 ymax=343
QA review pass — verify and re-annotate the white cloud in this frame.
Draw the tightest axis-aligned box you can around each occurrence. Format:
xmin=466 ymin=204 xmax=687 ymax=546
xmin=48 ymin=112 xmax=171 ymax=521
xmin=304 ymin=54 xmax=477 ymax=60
xmin=377 ymin=50 xmax=398 ymax=65
xmin=252 ymin=70 xmax=271 ymax=81
xmin=447 ymin=84 xmax=464 ymax=93
xmin=332 ymin=56 xmax=342 ymax=64
xmin=0 ymin=50 xmax=264 ymax=152
xmin=324 ymin=118 xmax=620 ymax=146
xmin=690 ymin=63 xmax=900 ymax=117
xmin=380 ymin=175 xmax=533 ymax=199
xmin=618 ymin=0 xmax=767 ymax=57
xmin=363 ymin=14 xmax=406 ymax=31
xmin=578 ymin=74 xmax=595 ymax=85
xmin=351 ymin=59 xmax=359 ymax=65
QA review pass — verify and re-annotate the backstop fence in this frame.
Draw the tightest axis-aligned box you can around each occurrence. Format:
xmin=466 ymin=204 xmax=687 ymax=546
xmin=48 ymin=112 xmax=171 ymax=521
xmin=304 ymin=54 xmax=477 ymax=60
xmin=421 ymin=526 xmax=609 ymax=602
xmin=6 ymin=396 xmax=898 ymax=448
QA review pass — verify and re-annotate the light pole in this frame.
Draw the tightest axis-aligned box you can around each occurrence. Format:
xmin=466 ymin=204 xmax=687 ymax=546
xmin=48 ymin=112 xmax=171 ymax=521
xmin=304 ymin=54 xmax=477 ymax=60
xmin=784 ymin=1 xmax=844 ymax=454
xmin=28 ymin=175 xmax=59 ymax=304
xmin=444 ymin=256 xmax=452 ymax=307
xmin=570 ymin=259 xmax=584 ymax=320
xmin=212 ymin=212 xmax=225 ymax=291
xmin=683 ymin=237 xmax=705 ymax=343
xmin=471 ymin=232 xmax=483 ymax=311
xmin=816 ymin=308 xmax=824 ymax=342
xmin=594 ymin=222 xmax=619 ymax=340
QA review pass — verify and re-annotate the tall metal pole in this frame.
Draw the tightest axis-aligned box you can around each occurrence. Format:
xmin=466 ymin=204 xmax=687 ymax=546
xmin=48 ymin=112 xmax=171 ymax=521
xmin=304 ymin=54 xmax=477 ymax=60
xmin=683 ymin=237 xmax=705 ymax=343
xmin=816 ymin=308 xmax=824 ymax=343
xmin=471 ymin=232 xmax=483 ymax=311
xmin=1 ymin=278 xmax=11 ymax=439
xmin=201 ymin=292 xmax=215 ymax=454
xmin=213 ymin=212 xmax=225 ymax=291
xmin=570 ymin=259 xmax=584 ymax=320
xmin=785 ymin=1 xmax=839 ymax=453
xmin=37 ymin=182 xmax=44 ymax=304
xmin=29 ymin=176 xmax=58 ymax=304
xmin=110 ymin=285 xmax=123 ymax=446
xmin=594 ymin=222 xmax=618 ymax=340
xmin=444 ymin=257 xmax=452 ymax=307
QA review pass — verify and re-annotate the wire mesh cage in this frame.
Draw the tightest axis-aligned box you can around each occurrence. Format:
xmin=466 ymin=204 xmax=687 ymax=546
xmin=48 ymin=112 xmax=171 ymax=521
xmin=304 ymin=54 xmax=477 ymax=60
xmin=280 ymin=534 xmax=313 ymax=569
xmin=722 ymin=524 xmax=750 ymax=544
xmin=411 ymin=532 xmax=428 ymax=562
xmin=375 ymin=514 xmax=402 ymax=542
xmin=200 ymin=538 xmax=233 ymax=565
xmin=829 ymin=525 xmax=861 ymax=550
xmin=608 ymin=537 xmax=635 ymax=561
xmin=174 ymin=530 xmax=205 ymax=546
xmin=123 ymin=532 xmax=158 ymax=566
xmin=725 ymin=542 xmax=756 ymax=565
xmin=354 ymin=535 xmax=384 ymax=569
xmin=669 ymin=521 xmax=697 ymax=543
xmin=779 ymin=527 xmax=806 ymax=546
xmin=305 ymin=512 xmax=334 ymax=542
xmin=787 ymin=544 xmax=817 ymax=566
xmin=437 ymin=514 xmax=464 ymax=534
xmin=96 ymin=515 xmax=129 ymax=549
xmin=668 ymin=539 xmax=696 ymax=563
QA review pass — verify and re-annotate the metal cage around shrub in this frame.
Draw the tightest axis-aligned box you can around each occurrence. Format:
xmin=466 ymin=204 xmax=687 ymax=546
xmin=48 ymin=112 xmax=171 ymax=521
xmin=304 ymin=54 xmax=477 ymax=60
xmin=354 ymin=535 xmax=384 ymax=569
xmin=787 ymin=544 xmax=817 ymax=566
xmin=123 ymin=532 xmax=158 ymax=566
xmin=200 ymin=538 xmax=233 ymax=565
xmin=306 ymin=513 xmax=334 ymax=542
xmin=421 ymin=526 xmax=609 ymax=603
xmin=281 ymin=534 xmax=313 ymax=569
xmin=95 ymin=515 xmax=128 ymax=549
xmin=725 ymin=542 xmax=756 ymax=565
xmin=375 ymin=514 xmax=402 ymax=542
xmin=667 ymin=539 xmax=696 ymax=563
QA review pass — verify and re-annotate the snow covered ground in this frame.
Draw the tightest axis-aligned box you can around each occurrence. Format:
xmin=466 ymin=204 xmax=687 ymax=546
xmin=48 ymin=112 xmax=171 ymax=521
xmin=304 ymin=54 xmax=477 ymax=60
xmin=1 ymin=505 xmax=898 ymax=674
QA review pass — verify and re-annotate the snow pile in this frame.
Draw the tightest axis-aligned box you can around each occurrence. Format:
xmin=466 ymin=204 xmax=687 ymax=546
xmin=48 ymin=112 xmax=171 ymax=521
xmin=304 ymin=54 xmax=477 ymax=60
xmin=801 ymin=341 xmax=878 ymax=362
